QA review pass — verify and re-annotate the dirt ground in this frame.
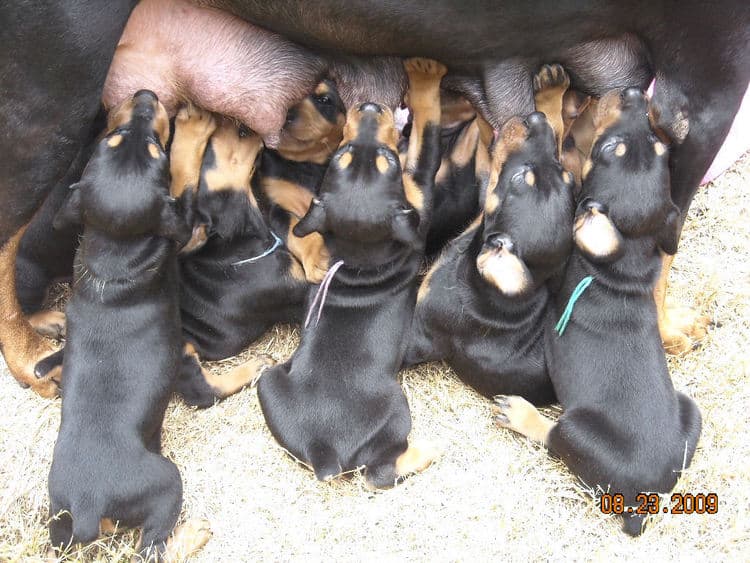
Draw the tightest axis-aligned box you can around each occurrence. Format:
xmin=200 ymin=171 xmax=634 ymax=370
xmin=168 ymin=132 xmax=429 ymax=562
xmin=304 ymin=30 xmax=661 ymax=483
xmin=0 ymin=153 xmax=748 ymax=561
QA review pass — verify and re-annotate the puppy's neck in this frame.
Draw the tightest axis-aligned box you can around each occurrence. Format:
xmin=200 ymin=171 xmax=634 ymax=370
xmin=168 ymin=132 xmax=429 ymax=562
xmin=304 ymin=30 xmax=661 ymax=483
xmin=77 ymin=228 xmax=173 ymax=283
xmin=326 ymin=237 xmax=416 ymax=270
xmin=574 ymin=235 xmax=662 ymax=297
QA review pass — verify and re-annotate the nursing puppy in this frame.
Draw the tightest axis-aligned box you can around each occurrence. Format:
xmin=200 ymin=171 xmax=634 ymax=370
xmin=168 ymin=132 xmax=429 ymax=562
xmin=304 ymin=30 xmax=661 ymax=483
xmin=256 ymin=59 xmax=445 ymax=488
xmin=421 ymin=90 xmax=487 ymax=257
xmin=405 ymin=66 xmax=574 ymax=403
xmin=47 ymin=91 xmax=210 ymax=559
xmin=172 ymin=108 xmax=301 ymax=405
xmin=493 ymin=88 xmax=702 ymax=536
xmin=253 ymin=79 xmax=346 ymax=282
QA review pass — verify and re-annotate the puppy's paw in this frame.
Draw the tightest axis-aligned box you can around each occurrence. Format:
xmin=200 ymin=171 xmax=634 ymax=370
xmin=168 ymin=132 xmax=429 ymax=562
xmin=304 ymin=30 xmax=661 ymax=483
xmin=492 ymin=395 xmax=553 ymax=444
xmin=403 ymin=57 xmax=448 ymax=80
xmin=303 ymin=246 xmax=331 ymax=284
xmin=164 ymin=518 xmax=211 ymax=563
xmin=28 ymin=310 xmax=66 ymax=340
xmin=395 ymin=440 xmax=442 ymax=477
xmin=660 ymin=299 xmax=712 ymax=355
xmin=533 ymin=63 xmax=570 ymax=95
xmin=175 ymin=102 xmax=217 ymax=142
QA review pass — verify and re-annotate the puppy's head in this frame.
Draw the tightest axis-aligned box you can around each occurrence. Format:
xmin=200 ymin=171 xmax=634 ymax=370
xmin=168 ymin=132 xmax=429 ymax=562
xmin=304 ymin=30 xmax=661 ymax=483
xmin=182 ymin=119 xmax=265 ymax=253
xmin=293 ymin=102 xmax=420 ymax=252
xmin=55 ymin=90 xmax=189 ymax=244
xmin=575 ymin=88 xmax=678 ymax=262
xmin=276 ymin=80 xmax=346 ymax=164
xmin=478 ymin=112 xmax=575 ymax=297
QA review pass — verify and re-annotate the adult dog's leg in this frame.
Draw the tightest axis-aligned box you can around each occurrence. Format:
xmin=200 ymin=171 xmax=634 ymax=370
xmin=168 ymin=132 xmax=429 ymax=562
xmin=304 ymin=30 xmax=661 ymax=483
xmin=650 ymin=42 xmax=749 ymax=354
xmin=0 ymin=1 xmax=135 ymax=396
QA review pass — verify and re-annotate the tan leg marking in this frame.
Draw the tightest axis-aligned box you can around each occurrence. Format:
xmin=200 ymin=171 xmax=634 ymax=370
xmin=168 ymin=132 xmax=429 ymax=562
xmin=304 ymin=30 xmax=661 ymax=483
xmin=184 ymin=343 xmax=271 ymax=397
xmin=162 ymin=518 xmax=211 ymax=563
xmin=0 ymin=226 xmax=59 ymax=397
xmin=27 ymin=310 xmax=66 ymax=339
xmin=655 ymin=253 xmax=711 ymax=355
xmin=99 ymin=518 xmax=118 ymax=535
xmin=287 ymin=216 xmax=330 ymax=283
xmin=492 ymin=395 xmax=554 ymax=445
xmin=261 ymin=177 xmax=314 ymax=218
xmin=170 ymin=103 xmax=217 ymax=198
xmin=532 ymin=63 xmax=570 ymax=155
xmin=402 ymin=58 xmax=446 ymax=218
xmin=394 ymin=440 xmax=441 ymax=477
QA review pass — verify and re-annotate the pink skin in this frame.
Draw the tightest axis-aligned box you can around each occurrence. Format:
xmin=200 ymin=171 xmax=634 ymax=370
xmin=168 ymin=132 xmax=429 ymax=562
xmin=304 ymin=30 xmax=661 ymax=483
xmin=103 ymin=0 xmax=325 ymax=145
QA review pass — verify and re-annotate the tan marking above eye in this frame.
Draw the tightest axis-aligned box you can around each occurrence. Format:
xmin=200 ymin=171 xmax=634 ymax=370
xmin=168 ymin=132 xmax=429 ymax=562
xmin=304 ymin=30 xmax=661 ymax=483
xmin=338 ymin=152 xmax=353 ymax=169
xmin=314 ymin=82 xmax=329 ymax=95
xmin=654 ymin=141 xmax=666 ymax=155
xmin=147 ymin=143 xmax=161 ymax=159
xmin=614 ymin=142 xmax=627 ymax=157
xmin=107 ymin=134 xmax=123 ymax=148
xmin=375 ymin=154 xmax=390 ymax=174
xmin=525 ymin=170 xmax=536 ymax=186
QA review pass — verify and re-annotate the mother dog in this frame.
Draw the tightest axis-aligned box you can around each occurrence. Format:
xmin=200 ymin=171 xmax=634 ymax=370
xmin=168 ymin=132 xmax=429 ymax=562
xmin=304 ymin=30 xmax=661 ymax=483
xmin=0 ymin=0 xmax=748 ymax=395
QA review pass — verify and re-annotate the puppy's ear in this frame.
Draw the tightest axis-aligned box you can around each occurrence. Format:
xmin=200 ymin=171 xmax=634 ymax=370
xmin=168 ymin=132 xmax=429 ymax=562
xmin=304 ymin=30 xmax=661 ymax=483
xmin=390 ymin=208 xmax=422 ymax=249
xmin=657 ymin=204 xmax=681 ymax=255
xmin=574 ymin=204 xmax=624 ymax=263
xmin=53 ymin=183 xmax=83 ymax=230
xmin=293 ymin=199 xmax=327 ymax=237
xmin=158 ymin=196 xmax=192 ymax=246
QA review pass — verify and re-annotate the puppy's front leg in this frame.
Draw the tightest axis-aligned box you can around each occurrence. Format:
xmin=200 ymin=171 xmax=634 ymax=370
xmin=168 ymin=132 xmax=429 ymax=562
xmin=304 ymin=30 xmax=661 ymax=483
xmin=170 ymin=103 xmax=216 ymax=200
xmin=402 ymin=58 xmax=447 ymax=234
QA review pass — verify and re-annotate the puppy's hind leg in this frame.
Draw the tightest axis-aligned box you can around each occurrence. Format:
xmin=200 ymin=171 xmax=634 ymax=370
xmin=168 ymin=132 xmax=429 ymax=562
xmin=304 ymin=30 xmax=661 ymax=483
xmin=174 ymin=343 xmax=274 ymax=408
xmin=492 ymin=395 xmax=555 ymax=445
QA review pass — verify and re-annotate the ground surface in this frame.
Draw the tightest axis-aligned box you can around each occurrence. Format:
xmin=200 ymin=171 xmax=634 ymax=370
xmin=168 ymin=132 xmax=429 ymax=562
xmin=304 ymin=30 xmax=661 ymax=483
xmin=0 ymin=154 xmax=748 ymax=561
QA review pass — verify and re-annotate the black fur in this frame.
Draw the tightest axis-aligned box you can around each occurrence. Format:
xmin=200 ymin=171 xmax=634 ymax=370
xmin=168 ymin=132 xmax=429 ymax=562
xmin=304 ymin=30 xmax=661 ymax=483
xmin=406 ymin=111 xmax=573 ymax=404
xmin=178 ymin=138 xmax=307 ymax=363
xmin=545 ymin=89 xmax=702 ymax=536
xmin=258 ymin=87 xmax=442 ymax=487
xmin=47 ymin=91 xmax=191 ymax=558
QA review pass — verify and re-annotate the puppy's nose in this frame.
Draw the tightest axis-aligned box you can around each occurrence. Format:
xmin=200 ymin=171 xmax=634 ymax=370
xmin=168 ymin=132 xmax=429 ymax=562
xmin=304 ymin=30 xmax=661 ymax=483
xmin=525 ymin=111 xmax=547 ymax=129
xmin=133 ymin=89 xmax=158 ymax=103
xmin=582 ymin=199 xmax=608 ymax=215
xmin=621 ymin=87 xmax=646 ymax=110
xmin=487 ymin=234 xmax=514 ymax=252
xmin=359 ymin=102 xmax=383 ymax=114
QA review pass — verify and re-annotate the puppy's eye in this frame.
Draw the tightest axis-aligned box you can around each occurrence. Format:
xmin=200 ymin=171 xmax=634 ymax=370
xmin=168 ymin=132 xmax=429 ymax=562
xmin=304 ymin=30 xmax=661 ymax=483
xmin=238 ymin=124 xmax=250 ymax=138
xmin=317 ymin=95 xmax=332 ymax=105
xmin=511 ymin=167 xmax=530 ymax=186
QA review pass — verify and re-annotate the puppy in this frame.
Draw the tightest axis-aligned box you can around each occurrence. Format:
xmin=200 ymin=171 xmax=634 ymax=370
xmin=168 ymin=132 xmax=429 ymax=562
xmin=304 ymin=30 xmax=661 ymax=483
xmin=172 ymin=108 xmax=300 ymax=405
xmin=405 ymin=66 xmax=575 ymax=404
xmin=47 ymin=90 xmax=210 ymax=559
xmin=493 ymin=88 xmax=702 ymax=536
xmin=399 ymin=89 xmax=488 ymax=257
xmin=256 ymin=59 xmax=445 ymax=488
xmin=253 ymin=79 xmax=346 ymax=282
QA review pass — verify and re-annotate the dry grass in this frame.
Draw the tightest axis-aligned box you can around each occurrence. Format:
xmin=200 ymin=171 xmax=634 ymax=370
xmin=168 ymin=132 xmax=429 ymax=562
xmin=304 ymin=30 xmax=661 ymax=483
xmin=1 ymin=153 xmax=749 ymax=562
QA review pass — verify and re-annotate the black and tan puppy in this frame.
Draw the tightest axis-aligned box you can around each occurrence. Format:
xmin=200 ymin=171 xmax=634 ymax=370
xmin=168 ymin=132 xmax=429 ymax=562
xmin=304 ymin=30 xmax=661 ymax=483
xmin=493 ymin=88 xmax=702 ymax=536
xmin=404 ymin=66 xmax=574 ymax=404
xmin=410 ymin=90 xmax=488 ymax=257
xmin=47 ymin=90 xmax=210 ymax=559
xmin=256 ymin=59 xmax=445 ymax=488
xmin=171 ymin=108 xmax=300 ymax=405
xmin=253 ymin=80 xmax=346 ymax=282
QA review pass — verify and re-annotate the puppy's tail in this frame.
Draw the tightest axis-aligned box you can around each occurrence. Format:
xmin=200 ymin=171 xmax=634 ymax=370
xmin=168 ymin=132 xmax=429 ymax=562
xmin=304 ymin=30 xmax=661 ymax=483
xmin=308 ymin=442 xmax=341 ymax=482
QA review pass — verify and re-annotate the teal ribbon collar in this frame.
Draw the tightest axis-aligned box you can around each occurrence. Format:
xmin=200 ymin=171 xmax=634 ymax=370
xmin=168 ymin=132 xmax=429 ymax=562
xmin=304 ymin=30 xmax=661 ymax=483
xmin=555 ymin=275 xmax=594 ymax=336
